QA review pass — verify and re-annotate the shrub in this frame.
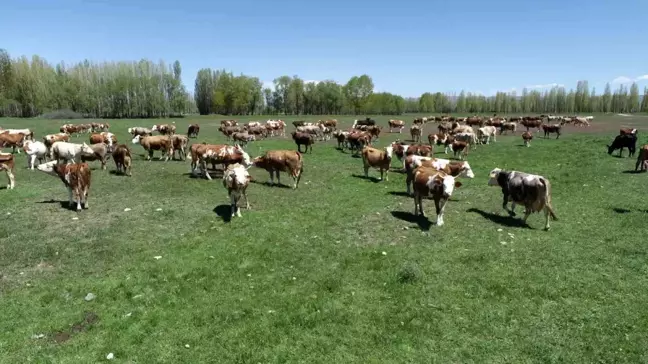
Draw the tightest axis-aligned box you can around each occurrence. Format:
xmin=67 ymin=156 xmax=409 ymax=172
xmin=39 ymin=109 xmax=85 ymax=120
xmin=397 ymin=262 xmax=424 ymax=284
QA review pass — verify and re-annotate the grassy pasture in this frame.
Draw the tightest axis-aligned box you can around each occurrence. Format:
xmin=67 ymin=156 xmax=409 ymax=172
xmin=1 ymin=113 xmax=648 ymax=363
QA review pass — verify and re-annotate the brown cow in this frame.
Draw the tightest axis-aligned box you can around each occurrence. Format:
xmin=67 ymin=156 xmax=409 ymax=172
xmin=412 ymin=167 xmax=462 ymax=226
xmin=171 ymin=134 xmax=189 ymax=160
xmin=0 ymin=132 xmax=26 ymax=154
xmin=428 ymin=133 xmax=454 ymax=154
xmin=91 ymin=122 xmax=110 ymax=132
xmin=188 ymin=124 xmax=200 ymax=138
xmin=521 ymin=118 xmax=543 ymax=132
xmin=410 ymin=125 xmax=422 ymax=143
xmin=361 ymin=145 xmax=393 ymax=181
xmin=132 ymin=135 xmax=173 ymax=161
xmin=221 ymin=119 xmax=237 ymax=127
xmin=635 ymin=145 xmax=648 ymax=172
xmin=0 ymin=153 xmax=16 ymax=189
xmin=346 ymin=131 xmax=372 ymax=155
xmin=219 ymin=125 xmax=243 ymax=140
xmin=252 ymin=150 xmax=303 ymax=189
xmin=404 ymin=155 xmax=474 ymax=195
xmin=388 ymin=119 xmax=405 ymax=133
xmin=391 ymin=141 xmax=433 ymax=169
xmin=542 ymin=123 xmax=563 ymax=139
xmin=190 ymin=144 xmax=252 ymax=180
xmin=231 ymin=132 xmax=256 ymax=148
xmin=80 ymin=142 xmax=110 ymax=170
xmin=36 ymin=161 xmax=91 ymax=211
xmin=112 ymin=144 xmax=132 ymax=176
xmin=450 ymin=140 xmax=469 ymax=160
xmin=292 ymin=131 xmax=314 ymax=154
xmin=522 ymin=131 xmax=533 ymax=147
xmin=152 ymin=124 xmax=176 ymax=135
xmin=466 ymin=116 xmax=484 ymax=127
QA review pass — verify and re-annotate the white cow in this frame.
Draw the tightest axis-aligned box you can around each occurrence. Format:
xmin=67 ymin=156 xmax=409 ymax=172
xmin=222 ymin=163 xmax=251 ymax=218
xmin=51 ymin=141 xmax=94 ymax=164
xmin=22 ymin=140 xmax=48 ymax=170
xmin=478 ymin=126 xmax=498 ymax=145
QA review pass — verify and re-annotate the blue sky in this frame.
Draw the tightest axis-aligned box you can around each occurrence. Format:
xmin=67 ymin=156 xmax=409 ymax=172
xmin=1 ymin=0 xmax=647 ymax=97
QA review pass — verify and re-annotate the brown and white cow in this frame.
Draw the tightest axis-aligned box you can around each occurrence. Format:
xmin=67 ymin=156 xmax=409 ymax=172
xmin=188 ymin=124 xmax=200 ymax=138
xmin=361 ymin=145 xmax=393 ymax=182
xmin=388 ymin=119 xmax=405 ymax=133
xmin=171 ymin=134 xmax=189 ymax=160
xmin=221 ymin=119 xmax=237 ymax=127
xmin=191 ymin=144 xmax=252 ymax=180
xmin=0 ymin=128 xmax=34 ymax=141
xmin=80 ymin=142 xmax=110 ymax=170
xmin=219 ymin=125 xmax=243 ymax=140
xmin=635 ymin=145 xmax=648 ymax=172
xmin=292 ymin=131 xmax=315 ymax=154
xmin=37 ymin=161 xmax=91 ymax=211
xmin=0 ymin=153 xmax=15 ymax=189
xmin=410 ymin=124 xmax=422 ymax=143
xmin=390 ymin=142 xmax=433 ymax=169
xmin=252 ymin=150 xmax=303 ymax=189
xmin=412 ymin=167 xmax=462 ymax=226
xmin=450 ymin=140 xmax=469 ymax=160
xmin=522 ymin=131 xmax=533 ymax=147
xmin=333 ymin=130 xmax=350 ymax=150
xmin=0 ymin=132 xmax=26 ymax=154
xmin=222 ymin=163 xmax=251 ymax=218
xmin=500 ymin=122 xmax=517 ymax=135
xmin=266 ymin=120 xmax=287 ymax=137
xmin=231 ymin=132 xmax=256 ymax=148
xmin=91 ymin=122 xmax=110 ymax=132
xmin=347 ymin=131 xmax=372 ymax=155
xmin=542 ymin=123 xmax=563 ymax=139
xmin=132 ymin=135 xmax=173 ymax=161
xmin=89 ymin=132 xmax=117 ymax=150
xmin=428 ymin=133 xmax=454 ymax=154
xmin=112 ymin=144 xmax=132 ymax=176
xmin=404 ymin=155 xmax=474 ymax=195
xmin=487 ymin=168 xmax=557 ymax=230
xmin=477 ymin=126 xmax=497 ymax=145
xmin=152 ymin=124 xmax=176 ymax=135
xmin=128 ymin=127 xmax=154 ymax=137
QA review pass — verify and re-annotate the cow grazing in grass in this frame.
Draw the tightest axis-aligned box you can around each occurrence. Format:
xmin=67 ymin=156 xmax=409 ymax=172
xmin=51 ymin=141 xmax=95 ymax=164
xmin=112 ymin=144 xmax=132 ymax=176
xmin=619 ymin=128 xmax=637 ymax=136
xmin=0 ymin=132 xmax=26 ymax=154
xmin=222 ymin=163 xmax=251 ymax=218
xmin=522 ymin=131 xmax=533 ymax=147
xmin=404 ymin=155 xmax=474 ymax=195
xmin=221 ymin=119 xmax=237 ymax=127
xmin=128 ymin=127 xmax=153 ymax=137
xmin=191 ymin=144 xmax=252 ymax=180
xmin=132 ymin=135 xmax=173 ymax=161
xmin=22 ymin=140 xmax=48 ymax=170
xmin=388 ymin=119 xmax=405 ymax=133
xmin=477 ymin=126 xmax=497 ymax=144
xmin=352 ymin=117 xmax=376 ymax=128
xmin=152 ymin=124 xmax=176 ymax=135
xmin=410 ymin=124 xmax=422 ymax=143
xmin=231 ymin=132 xmax=256 ymax=148
xmin=391 ymin=142 xmax=433 ymax=169
xmin=80 ymin=142 xmax=110 ymax=170
xmin=607 ymin=133 xmax=637 ymax=158
xmin=252 ymin=150 xmax=303 ymax=189
xmin=487 ymin=168 xmax=557 ymax=230
xmin=292 ymin=131 xmax=315 ymax=154
xmin=89 ymin=132 xmax=116 ymax=151
xmin=37 ymin=161 xmax=91 ymax=211
xmin=542 ymin=123 xmax=563 ymax=139
xmin=412 ymin=167 xmax=462 ymax=226
xmin=361 ymin=145 xmax=393 ymax=182
xmin=0 ymin=153 xmax=15 ymax=189
xmin=521 ymin=119 xmax=543 ymax=132
xmin=219 ymin=125 xmax=243 ymax=140
xmin=188 ymin=124 xmax=200 ymax=138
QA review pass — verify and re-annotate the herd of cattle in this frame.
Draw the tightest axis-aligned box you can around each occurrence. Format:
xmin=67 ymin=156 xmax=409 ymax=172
xmin=0 ymin=114 xmax=646 ymax=227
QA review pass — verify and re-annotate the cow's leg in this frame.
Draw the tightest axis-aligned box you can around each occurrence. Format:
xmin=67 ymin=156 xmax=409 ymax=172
xmin=294 ymin=168 xmax=302 ymax=189
xmin=636 ymin=158 xmax=642 ymax=171
xmin=29 ymin=154 xmax=36 ymax=170
xmin=243 ymin=189 xmax=250 ymax=210
xmin=202 ymin=160 xmax=212 ymax=180
xmin=406 ymin=172 xmax=413 ymax=195
xmin=363 ymin=163 xmax=369 ymax=179
xmin=6 ymin=169 xmax=15 ymax=189
xmin=276 ymin=170 xmax=281 ymax=185
xmin=502 ymin=194 xmax=514 ymax=216
xmin=383 ymin=167 xmax=388 ymax=182
xmin=414 ymin=193 xmax=420 ymax=216
xmin=147 ymin=150 xmax=153 ymax=161
xmin=84 ymin=187 xmax=90 ymax=209
xmin=67 ymin=186 xmax=74 ymax=209
xmin=268 ymin=170 xmax=274 ymax=185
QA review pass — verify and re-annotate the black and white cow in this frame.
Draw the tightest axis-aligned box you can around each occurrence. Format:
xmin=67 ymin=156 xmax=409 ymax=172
xmin=487 ymin=168 xmax=558 ymax=230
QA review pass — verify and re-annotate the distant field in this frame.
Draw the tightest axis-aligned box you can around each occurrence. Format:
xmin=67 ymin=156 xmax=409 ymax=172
xmin=1 ymin=113 xmax=647 ymax=363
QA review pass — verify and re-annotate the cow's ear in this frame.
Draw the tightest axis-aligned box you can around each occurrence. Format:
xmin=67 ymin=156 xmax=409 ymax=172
xmin=454 ymin=181 xmax=462 ymax=188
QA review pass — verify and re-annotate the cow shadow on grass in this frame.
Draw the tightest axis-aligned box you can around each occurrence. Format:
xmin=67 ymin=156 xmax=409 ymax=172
xmin=622 ymin=170 xmax=644 ymax=174
xmin=387 ymin=191 xmax=410 ymax=197
xmin=251 ymin=180 xmax=291 ymax=189
xmin=390 ymin=211 xmax=432 ymax=231
xmin=351 ymin=174 xmax=382 ymax=183
xmin=467 ymin=208 xmax=530 ymax=228
xmin=37 ymin=199 xmax=76 ymax=210
xmin=213 ymin=205 xmax=233 ymax=223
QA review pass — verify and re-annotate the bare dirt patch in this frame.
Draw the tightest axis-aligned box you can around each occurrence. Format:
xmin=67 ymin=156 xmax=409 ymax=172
xmin=52 ymin=311 xmax=99 ymax=344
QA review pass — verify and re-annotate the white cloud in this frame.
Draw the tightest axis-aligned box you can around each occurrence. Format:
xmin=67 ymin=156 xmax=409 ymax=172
xmin=612 ymin=76 xmax=633 ymax=84
xmin=304 ymin=80 xmax=321 ymax=85
xmin=262 ymin=80 xmax=275 ymax=90
xmin=636 ymin=75 xmax=648 ymax=81
xmin=525 ymin=83 xmax=565 ymax=89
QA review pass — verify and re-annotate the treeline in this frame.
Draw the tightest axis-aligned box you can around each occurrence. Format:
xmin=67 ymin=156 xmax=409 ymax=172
xmin=0 ymin=49 xmax=193 ymax=118
xmin=1 ymin=49 xmax=647 ymax=118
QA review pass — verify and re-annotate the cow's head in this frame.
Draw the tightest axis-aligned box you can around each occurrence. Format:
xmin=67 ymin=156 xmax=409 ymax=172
xmin=36 ymin=160 xmax=59 ymax=176
xmin=151 ymin=125 xmax=159 ymax=132
xmin=132 ymin=135 xmax=143 ymax=145
xmin=430 ymin=174 xmax=462 ymax=198
xmin=384 ymin=145 xmax=394 ymax=160
xmin=234 ymin=145 xmax=252 ymax=167
xmin=80 ymin=143 xmax=94 ymax=154
xmin=459 ymin=161 xmax=475 ymax=179
xmin=487 ymin=168 xmax=503 ymax=186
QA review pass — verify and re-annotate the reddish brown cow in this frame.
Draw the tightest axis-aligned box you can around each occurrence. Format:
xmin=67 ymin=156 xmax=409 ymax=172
xmin=0 ymin=132 xmax=26 ymax=154
xmin=361 ymin=145 xmax=393 ymax=181
xmin=252 ymin=150 xmax=303 ymax=189
xmin=450 ymin=140 xmax=469 ymax=160
xmin=188 ymin=124 xmax=200 ymax=138
xmin=522 ymin=131 xmax=533 ymax=147
xmin=0 ymin=153 xmax=15 ymax=189
xmin=391 ymin=141 xmax=433 ymax=169
xmin=428 ymin=133 xmax=454 ymax=154
xmin=36 ymin=161 xmax=91 ymax=211
xmin=291 ymin=131 xmax=314 ymax=154
xmin=112 ymin=144 xmax=132 ymax=176
xmin=466 ymin=117 xmax=484 ymax=127
xmin=346 ymin=131 xmax=372 ymax=155
xmin=635 ymin=145 xmax=648 ymax=172
xmin=412 ymin=167 xmax=462 ymax=226
xmin=132 ymin=135 xmax=173 ymax=161
xmin=190 ymin=144 xmax=252 ymax=180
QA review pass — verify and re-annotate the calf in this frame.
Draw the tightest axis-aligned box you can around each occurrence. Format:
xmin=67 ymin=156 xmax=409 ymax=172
xmin=51 ymin=141 xmax=95 ymax=164
xmin=188 ymin=124 xmax=200 ymax=138
xmin=634 ymin=144 xmax=648 ymax=172
xmin=477 ymin=126 xmax=497 ymax=144
xmin=410 ymin=125 xmax=422 ymax=143
xmin=412 ymin=167 xmax=462 ymax=226
xmin=171 ymin=134 xmax=189 ymax=160
xmin=542 ymin=123 xmax=562 ymax=139
xmin=0 ymin=132 xmax=26 ymax=154
xmin=252 ymin=150 xmax=303 ymax=189
xmin=404 ymin=155 xmax=474 ymax=195
xmin=80 ymin=142 xmax=110 ymax=170
xmin=152 ymin=124 xmax=176 ymax=135
xmin=22 ymin=140 xmax=48 ymax=170
xmin=128 ymin=127 xmax=153 ymax=137
xmin=361 ymin=145 xmax=393 ymax=181
xmin=487 ymin=168 xmax=557 ymax=230
xmin=0 ymin=153 xmax=16 ymax=189
xmin=522 ymin=131 xmax=533 ymax=147
xmin=36 ymin=161 xmax=91 ymax=211
xmin=607 ymin=134 xmax=637 ymax=157
xmin=112 ymin=144 xmax=132 ymax=176
xmin=450 ymin=140 xmax=469 ymax=160
xmin=391 ymin=142 xmax=433 ymax=169
xmin=222 ymin=163 xmax=251 ymax=218
xmin=292 ymin=131 xmax=314 ymax=154
xmin=333 ymin=130 xmax=350 ymax=150
xmin=132 ymin=135 xmax=173 ymax=161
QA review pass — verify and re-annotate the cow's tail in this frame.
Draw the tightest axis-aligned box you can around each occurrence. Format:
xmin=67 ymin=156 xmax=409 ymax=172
xmin=540 ymin=177 xmax=558 ymax=221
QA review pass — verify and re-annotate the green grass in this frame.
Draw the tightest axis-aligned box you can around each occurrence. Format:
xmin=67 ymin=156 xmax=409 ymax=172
xmin=1 ymin=114 xmax=648 ymax=363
